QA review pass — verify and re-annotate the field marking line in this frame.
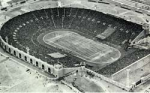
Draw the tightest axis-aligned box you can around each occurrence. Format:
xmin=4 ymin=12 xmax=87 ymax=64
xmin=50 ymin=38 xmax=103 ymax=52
xmin=31 ymin=34 xmax=38 ymax=47
xmin=48 ymin=33 xmax=72 ymax=43
xmin=89 ymin=49 xmax=112 ymax=59
xmin=0 ymin=58 xmax=9 ymax=64
xmin=8 ymin=81 xmax=24 ymax=90
xmin=43 ymin=31 xmax=72 ymax=43
xmin=90 ymin=51 xmax=113 ymax=62
xmin=3 ymin=62 xmax=14 ymax=85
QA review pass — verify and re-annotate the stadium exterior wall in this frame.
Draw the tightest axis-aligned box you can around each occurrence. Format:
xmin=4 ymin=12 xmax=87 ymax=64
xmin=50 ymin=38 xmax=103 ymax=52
xmin=112 ymin=54 xmax=150 ymax=88
xmin=0 ymin=35 xmax=133 ymax=91
xmin=112 ymin=54 xmax=150 ymax=80
xmin=0 ymin=36 xmax=60 ymax=77
xmin=85 ymin=68 xmax=132 ymax=91
xmin=0 ymin=36 xmax=83 ymax=78
xmin=0 ymin=0 xmax=148 ymax=91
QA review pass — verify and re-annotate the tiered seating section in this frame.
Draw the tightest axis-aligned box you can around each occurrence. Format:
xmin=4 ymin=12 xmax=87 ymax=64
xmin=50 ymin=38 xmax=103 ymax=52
xmin=97 ymin=49 xmax=150 ymax=75
xmin=0 ymin=7 xmax=149 ymax=75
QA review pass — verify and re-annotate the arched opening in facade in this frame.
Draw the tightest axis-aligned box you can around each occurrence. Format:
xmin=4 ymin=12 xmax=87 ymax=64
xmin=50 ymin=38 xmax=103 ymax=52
xmin=14 ymin=51 xmax=16 ymax=56
xmin=30 ymin=59 xmax=33 ymax=64
xmin=19 ymin=53 xmax=21 ymax=58
xmin=25 ymin=56 xmax=27 ymax=61
xmin=8 ymin=48 xmax=11 ymax=53
xmin=42 ymin=64 xmax=44 ymax=70
xmin=48 ymin=68 xmax=51 ymax=73
xmin=36 ymin=61 xmax=38 ymax=66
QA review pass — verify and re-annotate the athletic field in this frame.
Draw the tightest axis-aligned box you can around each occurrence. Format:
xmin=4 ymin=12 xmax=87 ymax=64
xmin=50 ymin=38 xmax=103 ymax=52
xmin=43 ymin=31 xmax=121 ymax=64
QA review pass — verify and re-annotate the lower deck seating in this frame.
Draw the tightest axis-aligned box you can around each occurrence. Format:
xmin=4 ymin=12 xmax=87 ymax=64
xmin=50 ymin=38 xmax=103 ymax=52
xmin=0 ymin=7 xmax=146 ymax=69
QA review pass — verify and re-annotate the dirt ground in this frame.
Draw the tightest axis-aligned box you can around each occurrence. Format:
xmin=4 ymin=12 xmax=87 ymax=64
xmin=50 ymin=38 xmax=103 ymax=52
xmin=64 ymin=73 xmax=104 ymax=92
xmin=0 ymin=55 xmax=75 ymax=92
xmin=114 ymin=62 xmax=150 ymax=87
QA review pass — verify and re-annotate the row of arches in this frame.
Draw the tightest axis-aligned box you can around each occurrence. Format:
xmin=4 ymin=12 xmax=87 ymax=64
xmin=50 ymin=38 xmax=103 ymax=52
xmin=0 ymin=41 xmax=52 ymax=74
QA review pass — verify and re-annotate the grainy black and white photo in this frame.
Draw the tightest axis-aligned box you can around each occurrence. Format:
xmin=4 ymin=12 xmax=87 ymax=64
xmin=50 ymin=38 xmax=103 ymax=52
xmin=0 ymin=0 xmax=150 ymax=92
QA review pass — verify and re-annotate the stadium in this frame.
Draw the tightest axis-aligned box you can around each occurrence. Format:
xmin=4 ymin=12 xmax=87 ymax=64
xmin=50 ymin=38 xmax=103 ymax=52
xmin=0 ymin=0 xmax=150 ymax=92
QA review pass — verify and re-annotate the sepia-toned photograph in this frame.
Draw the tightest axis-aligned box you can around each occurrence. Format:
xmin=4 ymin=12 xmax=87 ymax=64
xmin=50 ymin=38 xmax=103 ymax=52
xmin=0 ymin=0 xmax=150 ymax=92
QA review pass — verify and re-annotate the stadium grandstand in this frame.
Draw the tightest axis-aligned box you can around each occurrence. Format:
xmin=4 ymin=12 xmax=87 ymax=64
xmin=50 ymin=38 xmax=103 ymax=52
xmin=0 ymin=0 xmax=150 ymax=92
xmin=1 ymin=7 xmax=148 ymax=74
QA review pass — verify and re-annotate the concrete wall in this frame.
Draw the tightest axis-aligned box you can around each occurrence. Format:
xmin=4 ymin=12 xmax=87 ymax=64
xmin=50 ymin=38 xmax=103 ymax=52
xmin=0 ymin=0 xmax=148 ymax=91
xmin=0 ymin=36 xmax=56 ymax=76
xmin=0 ymin=36 xmax=82 ymax=78
xmin=85 ymin=68 xmax=131 ymax=91
xmin=112 ymin=54 xmax=150 ymax=83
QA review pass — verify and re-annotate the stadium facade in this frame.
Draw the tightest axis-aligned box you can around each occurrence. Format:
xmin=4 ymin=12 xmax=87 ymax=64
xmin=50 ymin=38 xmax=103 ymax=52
xmin=0 ymin=0 xmax=150 ymax=92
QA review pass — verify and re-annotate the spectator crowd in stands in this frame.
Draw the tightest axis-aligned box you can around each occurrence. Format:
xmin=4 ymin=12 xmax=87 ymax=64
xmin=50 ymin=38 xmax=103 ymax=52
xmin=0 ymin=7 xmax=149 ymax=75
